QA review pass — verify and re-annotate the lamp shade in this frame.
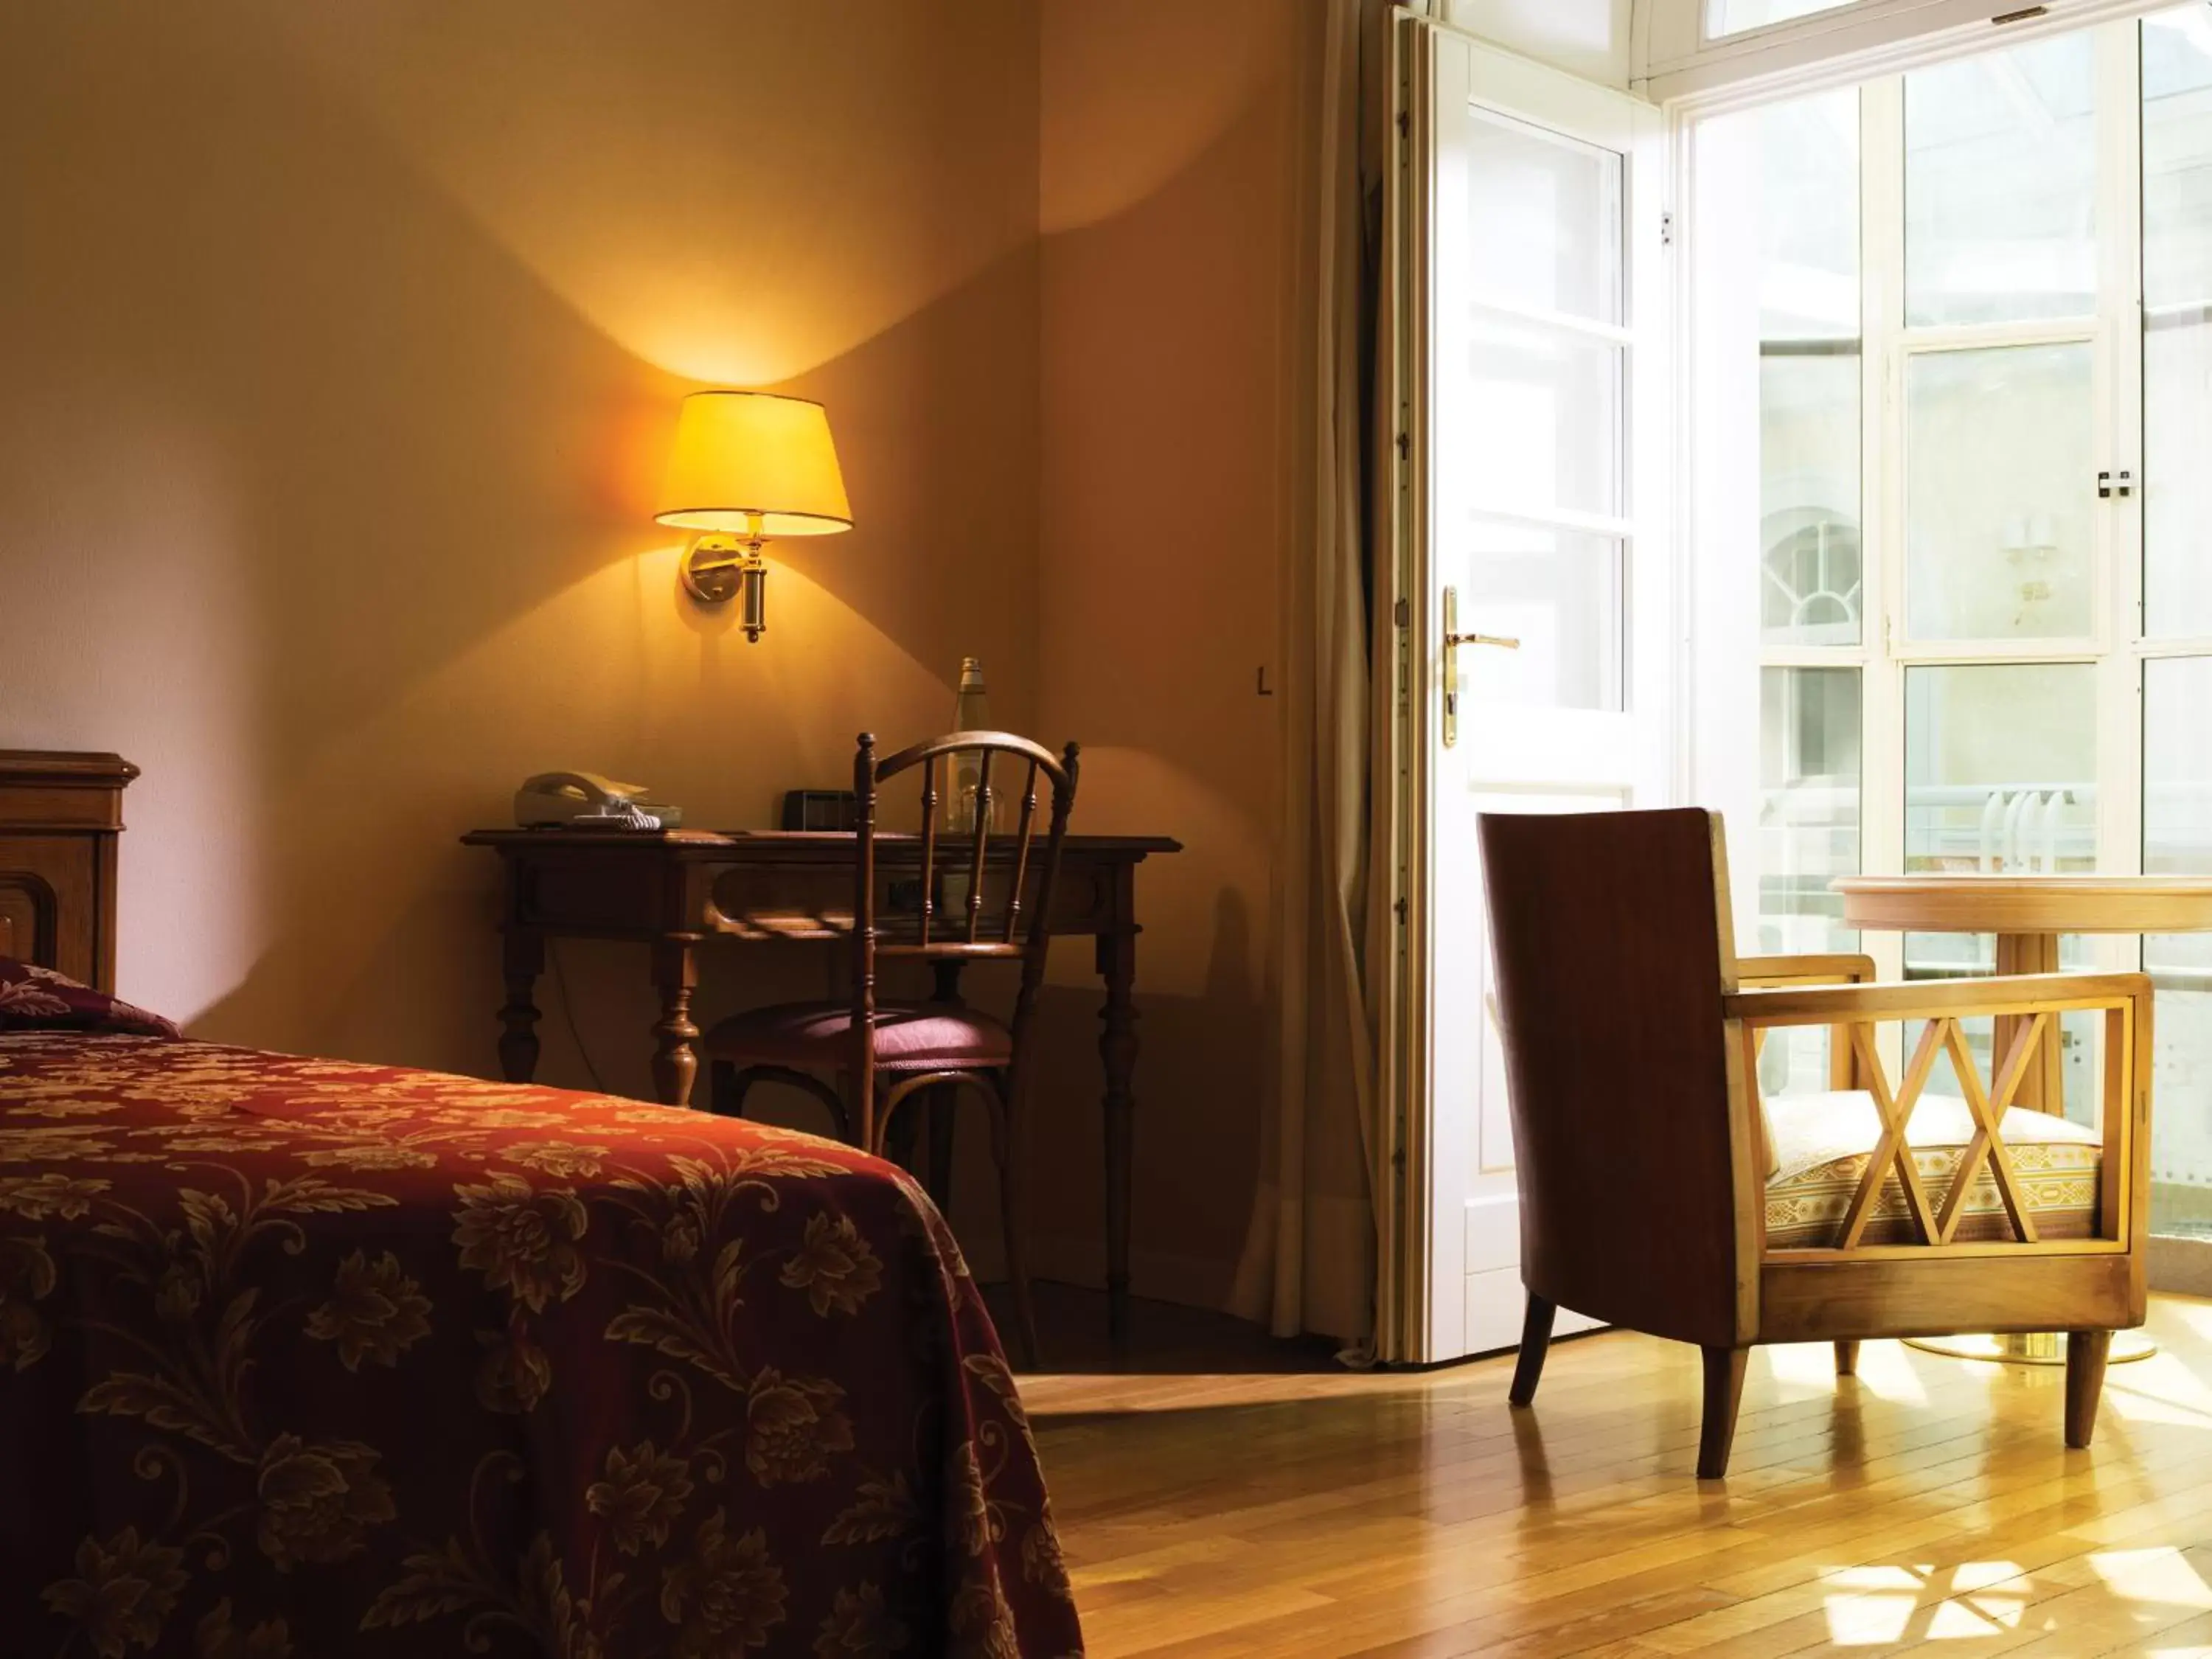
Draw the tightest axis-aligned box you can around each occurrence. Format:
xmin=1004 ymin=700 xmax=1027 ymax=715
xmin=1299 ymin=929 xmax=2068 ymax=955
xmin=655 ymin=391 xmax=852 ymax=537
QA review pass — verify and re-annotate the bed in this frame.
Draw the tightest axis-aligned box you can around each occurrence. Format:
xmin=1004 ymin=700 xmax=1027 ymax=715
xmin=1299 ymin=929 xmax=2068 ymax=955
xmin=0 ymin=751 xmax=1082 ymax=1658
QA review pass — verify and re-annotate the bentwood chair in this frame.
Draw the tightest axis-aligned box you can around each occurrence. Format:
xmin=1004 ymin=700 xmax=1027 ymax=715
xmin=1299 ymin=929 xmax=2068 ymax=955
xmin=1480 ymin=807 xmax=2152 ymax=1480
xmin=703 ymin=730 xmax=1080 ymax=1363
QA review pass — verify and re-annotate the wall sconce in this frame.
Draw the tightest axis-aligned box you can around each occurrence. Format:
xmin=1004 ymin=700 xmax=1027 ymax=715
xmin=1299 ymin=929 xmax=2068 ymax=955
xmin=655 ymin=390 xmax=852 ymax=643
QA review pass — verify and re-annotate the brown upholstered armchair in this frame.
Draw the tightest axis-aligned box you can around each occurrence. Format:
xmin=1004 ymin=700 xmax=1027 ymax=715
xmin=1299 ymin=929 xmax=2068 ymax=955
xmin=1478 ymin=807 xmax=2152 ymax=1480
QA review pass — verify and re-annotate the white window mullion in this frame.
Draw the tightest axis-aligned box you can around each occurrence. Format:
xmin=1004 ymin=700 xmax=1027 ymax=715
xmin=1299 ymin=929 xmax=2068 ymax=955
xmin=2099 ymin=17 xmax=2147 ymax=914
xmin=1861 ymin=73 xmax=1907 ymax=989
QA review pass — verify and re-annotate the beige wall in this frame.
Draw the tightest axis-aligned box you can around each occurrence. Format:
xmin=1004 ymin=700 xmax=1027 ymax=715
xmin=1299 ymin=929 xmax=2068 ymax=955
xmin=0 ymin=0 xmax=1315 ymax=1306
xmin=1029 ymin=1 xmax=1310 ymax=1301
xmin=1 ymin=0 xmax=1041 ymax=1074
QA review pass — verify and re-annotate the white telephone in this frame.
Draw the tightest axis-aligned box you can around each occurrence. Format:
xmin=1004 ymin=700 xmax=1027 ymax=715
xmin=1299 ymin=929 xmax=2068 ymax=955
xmin=514 ymin=771 xmax=683 ymax=830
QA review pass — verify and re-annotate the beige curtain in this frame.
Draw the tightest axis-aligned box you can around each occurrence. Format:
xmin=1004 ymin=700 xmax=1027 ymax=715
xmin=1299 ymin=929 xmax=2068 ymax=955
xmin=1231 ymin=0 xmax=1393 ymax=1353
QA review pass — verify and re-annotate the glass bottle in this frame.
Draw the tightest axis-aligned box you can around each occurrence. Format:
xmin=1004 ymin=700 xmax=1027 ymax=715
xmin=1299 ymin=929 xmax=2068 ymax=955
xmin=946 ymin=657 xmax=991 ymax=833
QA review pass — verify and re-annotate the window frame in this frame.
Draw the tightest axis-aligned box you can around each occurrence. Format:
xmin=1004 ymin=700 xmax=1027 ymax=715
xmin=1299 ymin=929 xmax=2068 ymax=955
xmin=1677 ymin=12 xmax=2212 ymax=1238
xmin=1638 ymin=0 xmax=2173 ymax=108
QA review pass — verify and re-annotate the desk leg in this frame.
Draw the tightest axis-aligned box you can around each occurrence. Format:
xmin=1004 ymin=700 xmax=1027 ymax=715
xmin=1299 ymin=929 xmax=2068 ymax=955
xmin=498 ymin=930 xmax=544 ymax=1084
xmin=651 ymin=939 xmax=700 ymax=1107
xmin=1098 ymin=922 xmax=1138 ymax=1345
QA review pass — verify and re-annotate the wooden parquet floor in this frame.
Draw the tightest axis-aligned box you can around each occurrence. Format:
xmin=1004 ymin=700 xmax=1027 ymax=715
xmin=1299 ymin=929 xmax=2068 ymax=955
xmin=1024 ymin=1295 xmax=2212 ymax=1658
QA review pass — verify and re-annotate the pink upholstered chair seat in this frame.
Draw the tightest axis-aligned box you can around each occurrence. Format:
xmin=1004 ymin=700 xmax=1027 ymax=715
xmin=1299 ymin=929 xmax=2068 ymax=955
xmin=704 ymin=1001 xmax=1012 ymax=1073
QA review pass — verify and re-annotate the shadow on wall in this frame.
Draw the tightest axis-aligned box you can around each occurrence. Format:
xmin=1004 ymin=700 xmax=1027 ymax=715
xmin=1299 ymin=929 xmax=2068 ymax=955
xmin=0 ymin=1 xmax=1040 ymax=1069
xmin=1018 ymin=886 xmax=1263 ymax=1301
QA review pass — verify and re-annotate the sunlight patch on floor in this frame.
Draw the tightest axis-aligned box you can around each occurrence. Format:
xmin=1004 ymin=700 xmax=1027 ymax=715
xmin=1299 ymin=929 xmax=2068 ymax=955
xmin=2107 ymin=1351 xmax=2212 ymax=1431
xmin=2087 ymin=1545 xmax=2212 ymax=1610
xmin=1817 ymin=1550 xmax=2212 ymax=1646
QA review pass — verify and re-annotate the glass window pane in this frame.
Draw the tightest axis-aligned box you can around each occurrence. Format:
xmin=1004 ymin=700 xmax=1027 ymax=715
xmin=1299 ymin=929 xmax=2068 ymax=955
xmin=1465 ymin=112 xmax=1621 ymax=326
xmin=2142 ymin=8 xmax=2212 ymax=639
xmin=2143 ymin=7 xmax=2212 ymax=310
xmin=1905 ymin=664 xmax=2098 ymax=875
xmin=1905 ymin=35 xmax=2097 ymax=326
xmin=1461 ymin=525 xmax=1621 ymax=712
xmin=1758 ymin=86 xmax=1862 ymax=650
xmin=1757 ymin=667 xmax=1862 ymax=1096
xmin=2144 ymin=319 xmax=2212 ymax=639
xmin=1905 ymin=344 xmax=2095 ymax=641
xmin=1755 ymin=88 xmax=1860 ymax=342
xmin=1467 ymin=316 xmax=1621 ymax=519
xmin=1708 ymin=0 xmax=1860 ymax=39
xmin=2146 ymin=658 xmax=2212 ymax=1234
xmin=1762 ymin=352 xmax=1862 ymax=647
xmin=1906 ymin=663 xmax=2098 ymax=1110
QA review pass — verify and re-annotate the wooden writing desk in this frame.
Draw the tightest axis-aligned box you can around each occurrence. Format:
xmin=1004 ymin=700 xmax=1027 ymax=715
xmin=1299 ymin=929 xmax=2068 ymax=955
xmin=462 ymin=827 xmax=1180 ymax=1338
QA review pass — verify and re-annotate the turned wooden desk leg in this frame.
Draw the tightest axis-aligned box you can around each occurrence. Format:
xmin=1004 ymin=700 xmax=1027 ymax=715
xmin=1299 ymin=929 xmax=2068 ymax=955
xmin=498 ymin=930 xmax=545 ymax=1084
xmin=650 ymin=939 xmax=700 ymax=1107
xmin=1994 ymin=931 xmax=2065 ymax=1113
xmin=1098 ymin=919 xmax=1139 ymax=1345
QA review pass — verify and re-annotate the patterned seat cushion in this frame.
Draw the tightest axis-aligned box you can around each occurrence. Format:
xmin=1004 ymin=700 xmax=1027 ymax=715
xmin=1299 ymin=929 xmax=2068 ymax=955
xmin=703 ymin=1001 xmax=1012 ymax=1071
xmin=1764 ymin=1090 xmax=2101 ymax=1249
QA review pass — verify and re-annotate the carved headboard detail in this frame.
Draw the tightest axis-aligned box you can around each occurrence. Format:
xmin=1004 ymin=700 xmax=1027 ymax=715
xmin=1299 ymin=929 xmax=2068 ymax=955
xmin=0 ymin=751 xmax=138 ymax=990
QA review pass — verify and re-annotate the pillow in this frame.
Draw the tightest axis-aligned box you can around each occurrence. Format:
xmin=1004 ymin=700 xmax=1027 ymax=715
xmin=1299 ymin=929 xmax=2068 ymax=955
xmin=0 ymin=958 xmax=179 ymax=1037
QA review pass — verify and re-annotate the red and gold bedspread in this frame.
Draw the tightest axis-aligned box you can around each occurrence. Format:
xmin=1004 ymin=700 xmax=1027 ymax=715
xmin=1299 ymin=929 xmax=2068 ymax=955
xmin=0 ymin=1031 xmax=1082 ymax=1658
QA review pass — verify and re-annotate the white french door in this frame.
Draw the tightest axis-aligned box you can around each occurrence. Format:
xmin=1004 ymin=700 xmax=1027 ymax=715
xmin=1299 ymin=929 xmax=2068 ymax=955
xmin=1400 ymin=25 xmax=1675 ymax=1363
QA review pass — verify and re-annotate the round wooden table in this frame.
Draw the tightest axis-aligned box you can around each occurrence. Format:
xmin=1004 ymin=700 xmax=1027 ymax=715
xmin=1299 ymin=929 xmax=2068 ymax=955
xmin=1833 ymin=874 xmax=2212 ymax=1365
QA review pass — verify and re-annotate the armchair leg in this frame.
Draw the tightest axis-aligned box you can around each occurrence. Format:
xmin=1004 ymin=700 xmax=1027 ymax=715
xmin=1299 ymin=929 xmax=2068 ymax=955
xmin=1509 ymin=1293 xmax=1557 ymax=1408
xmin=1834 ymin=1339 xmax=1861 ymax=1378
xmin=2065 ymin=1330 xmax=2113 ymax=1450
xmin=1698 ymin=1346 xmax=1750 ymax=1481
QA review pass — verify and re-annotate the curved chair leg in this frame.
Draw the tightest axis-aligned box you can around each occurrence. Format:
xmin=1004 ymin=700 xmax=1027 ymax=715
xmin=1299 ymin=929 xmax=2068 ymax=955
xmin=990 ymin=1075 xmax=1039 ymax=1369
xmin=1834 ymin=1339 xmax=1861 ymax=1378
xmin=925 ymin=1084 xmax=957 ymax=1211
xmin=2066 ymin=1330 xmax=2113 ymax=1449
xmin=1698 ymin=1346 xmax=1750 ymax=1481
xmin=1509 ymin=1293 xmax=1556 ymax=1408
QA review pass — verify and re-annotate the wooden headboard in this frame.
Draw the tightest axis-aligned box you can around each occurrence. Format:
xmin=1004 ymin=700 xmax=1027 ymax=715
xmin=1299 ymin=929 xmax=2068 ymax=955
xmin=0 ymin=751 xmax=137 ymax=990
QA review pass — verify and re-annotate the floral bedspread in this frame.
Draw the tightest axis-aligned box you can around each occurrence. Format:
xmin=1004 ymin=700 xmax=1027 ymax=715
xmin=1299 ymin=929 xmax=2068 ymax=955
xmin=0 ymin=1032 xmax=1082 ymax=1658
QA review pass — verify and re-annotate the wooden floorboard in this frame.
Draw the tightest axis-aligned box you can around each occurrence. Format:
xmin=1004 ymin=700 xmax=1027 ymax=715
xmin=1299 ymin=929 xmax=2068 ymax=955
xmin=1024 ymin=1295 xmax=2212 ymax=1657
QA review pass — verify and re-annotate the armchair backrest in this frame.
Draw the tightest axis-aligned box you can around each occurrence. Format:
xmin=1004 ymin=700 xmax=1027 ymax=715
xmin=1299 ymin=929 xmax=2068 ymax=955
xmin=1477 ymin=807 xmax=1753 ymax=1349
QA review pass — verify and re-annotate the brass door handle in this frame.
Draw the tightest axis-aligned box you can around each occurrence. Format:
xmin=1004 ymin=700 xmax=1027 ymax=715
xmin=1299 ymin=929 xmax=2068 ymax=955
xmin=1441 ymin=588 xmax=1519 ymax=749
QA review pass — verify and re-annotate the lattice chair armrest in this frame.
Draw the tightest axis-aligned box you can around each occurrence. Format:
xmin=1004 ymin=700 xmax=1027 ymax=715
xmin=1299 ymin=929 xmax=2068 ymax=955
xmin=1725 ymin=971 xmax=2152 ymax=1029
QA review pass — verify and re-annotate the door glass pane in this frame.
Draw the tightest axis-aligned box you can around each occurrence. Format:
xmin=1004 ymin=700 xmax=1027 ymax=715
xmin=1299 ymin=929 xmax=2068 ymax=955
xmin=2143 ymin=8 xmax=2212 ymax=639
xmin=2146 ymin=657 xmax=2212 ymax=1234
xmin=1467 ymin=316 xmax=1622 ymax=519
xmin=1905 ymin=344 xmax=2095 ymax=641
xmin=1708 ymin=0 xmax=1860 ymax=38
xmin=1465 ymin=111 xmax=1621 ymax=325
xmin=1461 ymin=524 xmax=1621 ymax=712
xmin=1758 ymin=667 xmax=1861 ymax=1095
xmin=1905 ymin=34 xmax=2098 ymax=327
xmin=1906 ymin=664 xmax=2098 ymax=1109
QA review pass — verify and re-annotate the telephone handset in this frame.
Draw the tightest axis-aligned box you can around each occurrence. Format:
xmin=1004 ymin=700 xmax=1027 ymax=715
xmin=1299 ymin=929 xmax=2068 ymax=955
xmin=514 ymin=771 xmax=683 ymax=830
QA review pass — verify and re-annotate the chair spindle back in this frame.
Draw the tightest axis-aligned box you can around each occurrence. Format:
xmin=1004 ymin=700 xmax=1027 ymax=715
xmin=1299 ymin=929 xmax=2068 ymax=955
xmin=849 ymin=730 xmax=1080 ymax=1098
